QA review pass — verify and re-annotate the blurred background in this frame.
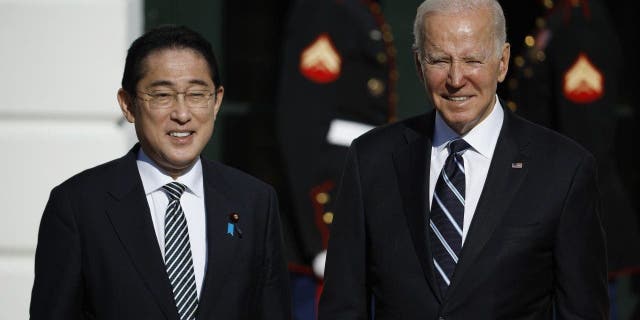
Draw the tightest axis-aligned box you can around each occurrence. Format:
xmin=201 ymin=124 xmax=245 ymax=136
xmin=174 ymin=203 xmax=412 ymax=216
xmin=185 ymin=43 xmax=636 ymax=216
xmin=0 ymin=0 xmax=638 ymax=319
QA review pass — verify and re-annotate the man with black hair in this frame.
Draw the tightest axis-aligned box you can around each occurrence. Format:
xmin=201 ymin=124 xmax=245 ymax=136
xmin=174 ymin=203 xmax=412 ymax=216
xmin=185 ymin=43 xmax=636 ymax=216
xmin=30 ymin=25 xmax=291 ymax=320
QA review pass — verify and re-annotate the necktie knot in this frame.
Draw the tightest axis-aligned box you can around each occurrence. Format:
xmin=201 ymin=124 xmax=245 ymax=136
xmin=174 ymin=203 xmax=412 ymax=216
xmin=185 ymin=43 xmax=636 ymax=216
xmin=448 ymin=139 xmax=471 ymax=155
xmin=162 ymin=182 xmax=187 ymax=201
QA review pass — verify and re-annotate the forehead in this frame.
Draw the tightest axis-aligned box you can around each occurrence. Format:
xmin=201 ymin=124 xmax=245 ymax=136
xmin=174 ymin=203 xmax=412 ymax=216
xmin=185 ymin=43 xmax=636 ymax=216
xmin=422 ymin=10 xmax=493 ymax=56
xmin=139 ymin=48 xmax=213 ymax=87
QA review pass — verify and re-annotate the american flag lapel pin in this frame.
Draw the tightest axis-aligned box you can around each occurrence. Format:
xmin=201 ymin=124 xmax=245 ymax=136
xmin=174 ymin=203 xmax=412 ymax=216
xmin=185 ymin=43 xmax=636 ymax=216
xmin=511 ymin=162 xmax=523 ymax=169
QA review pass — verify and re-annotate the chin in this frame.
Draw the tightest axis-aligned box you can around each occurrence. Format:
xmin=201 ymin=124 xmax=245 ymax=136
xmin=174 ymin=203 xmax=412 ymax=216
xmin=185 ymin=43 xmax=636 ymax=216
xmin=442 ymin=112 xmax=467 ymax=124
xmin=169 ymin=154 xmax=199 ymax=167
xmin=160 ymin=149 xmax=197 ymax=165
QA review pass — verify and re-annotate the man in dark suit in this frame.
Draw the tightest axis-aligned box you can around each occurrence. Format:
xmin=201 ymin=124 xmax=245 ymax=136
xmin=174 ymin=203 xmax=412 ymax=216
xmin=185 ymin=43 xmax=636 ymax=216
xmin=318 ymin=0 xmax=609 ymax=319
xmin=30 ymin=25 xmax=291 ymax=320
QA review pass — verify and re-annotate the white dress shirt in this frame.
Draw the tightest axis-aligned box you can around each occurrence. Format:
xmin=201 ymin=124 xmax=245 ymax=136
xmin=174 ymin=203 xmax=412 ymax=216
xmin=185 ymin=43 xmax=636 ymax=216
xmin=429 ymin=97 xmax=504 ymax=245
xmin=136 ymin=149 xmax=207 ymax=298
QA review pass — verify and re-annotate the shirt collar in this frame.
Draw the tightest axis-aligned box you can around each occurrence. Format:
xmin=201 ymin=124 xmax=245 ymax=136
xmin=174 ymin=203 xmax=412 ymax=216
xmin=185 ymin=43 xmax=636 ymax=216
xmin=136 ymin=148 xmax=204 ymax=198
xmin=432 ymin=96 xmax=504 ymax=159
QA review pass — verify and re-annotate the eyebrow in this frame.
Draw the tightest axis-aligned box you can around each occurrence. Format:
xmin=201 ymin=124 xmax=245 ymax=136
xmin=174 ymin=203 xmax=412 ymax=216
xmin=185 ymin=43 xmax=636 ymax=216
xmin=187 ymin=79 xmax=211 ymax=87
xmin=147 ymin=79 xmax=211 ymax=88
xmin=148 ymin=80 xmax=174 ymax=87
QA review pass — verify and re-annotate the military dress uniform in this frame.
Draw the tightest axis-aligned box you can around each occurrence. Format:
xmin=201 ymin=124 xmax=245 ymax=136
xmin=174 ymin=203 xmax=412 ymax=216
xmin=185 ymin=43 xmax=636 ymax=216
xmin=507 ymin=1 xmax=640 ymax=317
xmin=275 ymin=0 xmax=397 ymax=318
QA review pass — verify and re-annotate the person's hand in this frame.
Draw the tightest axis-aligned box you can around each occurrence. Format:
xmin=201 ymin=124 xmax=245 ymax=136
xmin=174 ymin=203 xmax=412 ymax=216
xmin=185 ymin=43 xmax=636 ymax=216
xmin=312 ymin=250 xmax=327 ymax=279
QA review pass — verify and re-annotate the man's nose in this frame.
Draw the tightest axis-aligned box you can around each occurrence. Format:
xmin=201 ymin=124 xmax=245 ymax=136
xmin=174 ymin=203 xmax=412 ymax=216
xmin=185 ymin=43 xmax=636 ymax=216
xmin=170 ymin=95 xmax=192 ymax=123
xmin=447 ymin=61 xmax=466 ymax=88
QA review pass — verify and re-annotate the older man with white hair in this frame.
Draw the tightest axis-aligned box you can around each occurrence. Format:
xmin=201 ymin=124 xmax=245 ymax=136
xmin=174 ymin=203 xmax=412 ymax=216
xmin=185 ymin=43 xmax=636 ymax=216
xmin=318 ymin=0 xmax=609 ymax=319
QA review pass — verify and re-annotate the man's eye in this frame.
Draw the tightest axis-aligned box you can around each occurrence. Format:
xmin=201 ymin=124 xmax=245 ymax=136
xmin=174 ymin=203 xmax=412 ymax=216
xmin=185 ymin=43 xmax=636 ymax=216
xmin=152 ymin=92 xmax=173 ymax=98
xmin=428 ymin=59 xmax=447 ymax=65
xmin=187 ymin=92 xmax=206 ymax=98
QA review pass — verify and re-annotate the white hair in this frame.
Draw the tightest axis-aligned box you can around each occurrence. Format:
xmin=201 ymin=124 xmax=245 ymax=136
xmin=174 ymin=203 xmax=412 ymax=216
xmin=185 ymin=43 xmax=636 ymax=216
xmin=412 ymin=0 xmax=507 ymax=59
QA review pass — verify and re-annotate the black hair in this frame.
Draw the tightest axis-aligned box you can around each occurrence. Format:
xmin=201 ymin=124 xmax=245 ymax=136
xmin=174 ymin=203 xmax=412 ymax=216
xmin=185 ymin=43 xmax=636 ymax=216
xmin=121 ymin=25 xmax=221 ymax=95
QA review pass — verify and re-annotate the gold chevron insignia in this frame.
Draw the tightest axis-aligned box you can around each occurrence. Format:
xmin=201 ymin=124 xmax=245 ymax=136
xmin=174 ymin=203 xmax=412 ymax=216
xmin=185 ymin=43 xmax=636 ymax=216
xmin=299 ymin=33 xmax=342 ymax=84
xmin=563 ymin=52 xmax=604 ymax=104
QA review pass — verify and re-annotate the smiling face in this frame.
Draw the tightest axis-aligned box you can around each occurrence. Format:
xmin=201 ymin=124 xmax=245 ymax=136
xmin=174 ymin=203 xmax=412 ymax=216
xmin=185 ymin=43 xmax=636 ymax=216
xmin=118 ymin=48 xmax=223 ymax=178
xmin=417 ymin=8 xmax=509 ymax=135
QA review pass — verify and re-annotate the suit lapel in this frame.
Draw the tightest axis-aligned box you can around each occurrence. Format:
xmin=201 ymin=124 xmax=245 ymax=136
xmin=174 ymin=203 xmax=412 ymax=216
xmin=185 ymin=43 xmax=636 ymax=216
xmin=196 ymin=160 xmax=241 ymax=319
xmin=104 ymin=147 xmax=177 ymax=320
xmin=446 ymin=110 xmax=531 ymax=298
xmin=392 ymin=113 xmax=443 ymax=302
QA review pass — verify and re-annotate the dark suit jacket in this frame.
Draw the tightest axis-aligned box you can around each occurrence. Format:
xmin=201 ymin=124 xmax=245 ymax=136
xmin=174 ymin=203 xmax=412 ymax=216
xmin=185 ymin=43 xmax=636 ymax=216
xmin=318 ymin=108 xmax=608 ymax=319
xmin=30 ymin=145 xmax=291 ymax=320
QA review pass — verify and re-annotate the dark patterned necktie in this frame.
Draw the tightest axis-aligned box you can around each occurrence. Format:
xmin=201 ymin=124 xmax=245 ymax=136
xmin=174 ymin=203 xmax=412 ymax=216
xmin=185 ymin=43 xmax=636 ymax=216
xmin=429 ymin=139 xmax=471 ymax=294
xmin=162 ymin=182 xmax=199 ymax=320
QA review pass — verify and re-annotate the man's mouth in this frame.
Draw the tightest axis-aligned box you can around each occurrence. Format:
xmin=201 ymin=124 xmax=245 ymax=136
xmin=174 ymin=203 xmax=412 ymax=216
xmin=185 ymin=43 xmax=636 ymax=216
xmin=169 ymin=131 xmax=193 ymax=137
xmin=446 ymin=96 xmax=470 ymax=102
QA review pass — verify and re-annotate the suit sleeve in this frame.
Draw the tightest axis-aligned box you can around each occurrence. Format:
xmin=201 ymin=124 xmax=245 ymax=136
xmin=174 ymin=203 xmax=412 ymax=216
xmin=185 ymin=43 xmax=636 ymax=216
xmin=318 ymin=145 xmax=369 ymax=320
xmin=554 ymin=154 xmax=609 ymax=319
xmin=258 ymin=186 xmax=292 ymax=319
xmin=30 ymin=185 xmax=84 ymax=320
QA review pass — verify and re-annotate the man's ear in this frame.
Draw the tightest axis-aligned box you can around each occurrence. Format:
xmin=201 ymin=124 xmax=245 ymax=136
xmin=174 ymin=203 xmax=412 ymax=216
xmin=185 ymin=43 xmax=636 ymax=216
xmin=117 ymin=88 xmax=136 ymax=123
xmin=211 ymin=86 xmax=224 ymax=121
xmin=497 ymin=43 xmax=511 ymax=83
xmin=414 ymin=51 xmax=425 ymax=84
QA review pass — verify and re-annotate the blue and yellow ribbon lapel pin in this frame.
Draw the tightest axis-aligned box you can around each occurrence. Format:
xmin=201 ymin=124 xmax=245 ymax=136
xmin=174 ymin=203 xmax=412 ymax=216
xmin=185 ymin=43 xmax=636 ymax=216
xmin=227 ymin=212 xmax=243 ymax=238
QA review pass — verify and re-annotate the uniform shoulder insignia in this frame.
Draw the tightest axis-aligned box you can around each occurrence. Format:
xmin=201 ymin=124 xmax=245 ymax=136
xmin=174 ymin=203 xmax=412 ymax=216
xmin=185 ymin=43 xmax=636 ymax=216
xmin=563 ymin=52 xmax=604 ymax=104
xmin=299 ymin=33 xmax=342 ymax=84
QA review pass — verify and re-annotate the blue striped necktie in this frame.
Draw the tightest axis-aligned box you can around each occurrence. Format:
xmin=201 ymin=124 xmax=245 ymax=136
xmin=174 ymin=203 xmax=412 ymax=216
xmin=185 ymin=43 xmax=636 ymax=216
xmin=429 ymin=139 xmax=471 ymax=294
xmin=162 ymin=182 xmax=199 ymax=320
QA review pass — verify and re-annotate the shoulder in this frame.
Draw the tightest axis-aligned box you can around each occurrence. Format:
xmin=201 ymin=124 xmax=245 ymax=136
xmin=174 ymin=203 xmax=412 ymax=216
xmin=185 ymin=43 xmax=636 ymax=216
xmin=53 ymin=153 xmax=130 ymax=193
xmin=42 ymin=152 xmax=134 ymax=223
xmin=352 ymin=112 xmax=432 ymax=154
xmin=507 ymin=110 xmax=595 ymax=165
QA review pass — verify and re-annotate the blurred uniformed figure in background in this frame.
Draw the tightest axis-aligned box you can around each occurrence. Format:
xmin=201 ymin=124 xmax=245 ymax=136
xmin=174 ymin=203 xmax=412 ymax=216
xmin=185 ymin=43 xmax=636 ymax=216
xmin=275 ymin=0 xmax=398 ymax=318
xmin=507 ymin=0 xmax=640 ymax=318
